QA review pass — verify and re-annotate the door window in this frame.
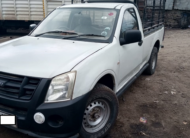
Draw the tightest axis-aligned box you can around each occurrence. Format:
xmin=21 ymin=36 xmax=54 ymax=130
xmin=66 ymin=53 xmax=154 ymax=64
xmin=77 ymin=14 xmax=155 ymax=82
xmin=120 ymin=8 xmax=138 ymax=39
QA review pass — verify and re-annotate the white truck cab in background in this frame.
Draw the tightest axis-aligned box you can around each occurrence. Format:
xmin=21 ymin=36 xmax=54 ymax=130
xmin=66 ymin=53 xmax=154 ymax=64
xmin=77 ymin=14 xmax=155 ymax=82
xmin=0 ymin=0 xmax=165 ymax=138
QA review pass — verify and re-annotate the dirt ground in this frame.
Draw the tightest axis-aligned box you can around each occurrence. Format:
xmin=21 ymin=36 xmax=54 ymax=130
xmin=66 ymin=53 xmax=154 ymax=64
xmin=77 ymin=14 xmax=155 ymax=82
xmin=108 ymin=29 xmax=190 ymax=138
xmin=0 ymin=29 xmax=190 ymax=138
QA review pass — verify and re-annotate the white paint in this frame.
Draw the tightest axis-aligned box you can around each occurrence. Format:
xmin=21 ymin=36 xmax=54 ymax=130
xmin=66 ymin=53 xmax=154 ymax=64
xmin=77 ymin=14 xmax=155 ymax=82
xmin=0 ymin=3 xmax=164 ymax=100
xmin=0 ymin=36 xmax=107 ymax=78
xmin=71 ymin=4 xmax=164 ymax=99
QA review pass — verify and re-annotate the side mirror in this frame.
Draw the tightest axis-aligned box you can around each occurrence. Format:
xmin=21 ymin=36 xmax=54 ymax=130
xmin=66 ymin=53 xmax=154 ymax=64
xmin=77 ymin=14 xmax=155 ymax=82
xmin=120 ymin=30 xmax=142 ymax=45
xmin=30 ymin=24 xmax=37 ymax=32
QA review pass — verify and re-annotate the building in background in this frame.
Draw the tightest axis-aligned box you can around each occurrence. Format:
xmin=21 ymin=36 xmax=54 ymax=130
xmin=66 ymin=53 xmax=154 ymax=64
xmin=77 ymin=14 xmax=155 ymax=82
xmin=165 ymin=0 xmax=190 ymax=28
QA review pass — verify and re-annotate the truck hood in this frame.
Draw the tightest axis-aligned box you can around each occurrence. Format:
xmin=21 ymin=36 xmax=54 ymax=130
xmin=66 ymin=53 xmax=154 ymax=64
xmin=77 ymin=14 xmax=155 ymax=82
xmin=0 ymin=36 xmax=107 ymax=78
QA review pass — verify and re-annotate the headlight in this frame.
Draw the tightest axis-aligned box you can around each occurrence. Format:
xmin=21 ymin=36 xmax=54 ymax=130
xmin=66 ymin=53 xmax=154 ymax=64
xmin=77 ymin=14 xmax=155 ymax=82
xmin=45 ymin=72 xmax=76 ymax=103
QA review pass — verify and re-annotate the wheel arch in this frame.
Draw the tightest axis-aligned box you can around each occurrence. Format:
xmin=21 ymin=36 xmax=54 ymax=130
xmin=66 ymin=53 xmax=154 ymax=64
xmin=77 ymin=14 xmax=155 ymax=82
xmin=154 ymin=40 xmax=160 ymax=52
xmin=90 ymin=71 xmax=116 ymax=93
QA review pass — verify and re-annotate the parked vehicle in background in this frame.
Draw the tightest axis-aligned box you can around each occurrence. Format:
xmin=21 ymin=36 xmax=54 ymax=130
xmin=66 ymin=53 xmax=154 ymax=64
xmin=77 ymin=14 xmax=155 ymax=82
xmin=0 ymin=0 xmax=165 ymax=138
xmin=0 ymin=0 xmax=81 ymax=34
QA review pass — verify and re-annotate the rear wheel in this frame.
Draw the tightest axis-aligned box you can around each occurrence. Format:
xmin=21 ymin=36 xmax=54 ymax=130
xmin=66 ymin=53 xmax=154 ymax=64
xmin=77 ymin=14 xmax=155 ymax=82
xmin=80 ymin=84 xmax=119 ymax=138
xmin=144 ymin=47 xmax=158 ymax=75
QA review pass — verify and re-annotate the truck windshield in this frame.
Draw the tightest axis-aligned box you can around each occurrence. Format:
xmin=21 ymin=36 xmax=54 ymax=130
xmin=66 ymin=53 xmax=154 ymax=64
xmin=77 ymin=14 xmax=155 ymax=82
xmin=31 ymin=8 xmax=118 ymax=41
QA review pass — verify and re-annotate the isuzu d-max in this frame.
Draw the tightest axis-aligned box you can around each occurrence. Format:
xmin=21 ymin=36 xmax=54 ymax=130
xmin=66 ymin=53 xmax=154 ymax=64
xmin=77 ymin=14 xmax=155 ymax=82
xmin=0 ymin=0 xmax=165 ymax=138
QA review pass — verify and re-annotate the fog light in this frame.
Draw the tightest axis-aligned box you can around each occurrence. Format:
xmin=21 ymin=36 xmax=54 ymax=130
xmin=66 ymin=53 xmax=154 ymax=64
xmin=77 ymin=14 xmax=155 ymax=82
xmin=34 ymin=112 xmax=45 ymax=124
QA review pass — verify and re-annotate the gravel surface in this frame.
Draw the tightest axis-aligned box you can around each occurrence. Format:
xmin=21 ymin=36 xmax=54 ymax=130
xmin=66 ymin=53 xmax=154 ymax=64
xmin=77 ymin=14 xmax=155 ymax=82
xmin=0 ymin=29 xmax=190 ymax=138
xmin=108 ymin=29 xmax=190 ymax=138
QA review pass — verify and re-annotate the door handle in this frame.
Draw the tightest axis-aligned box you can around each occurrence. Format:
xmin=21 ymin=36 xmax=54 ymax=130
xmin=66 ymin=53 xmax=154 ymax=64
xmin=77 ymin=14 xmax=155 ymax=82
xmin=138 ymin=40 xmax=143 ymax=46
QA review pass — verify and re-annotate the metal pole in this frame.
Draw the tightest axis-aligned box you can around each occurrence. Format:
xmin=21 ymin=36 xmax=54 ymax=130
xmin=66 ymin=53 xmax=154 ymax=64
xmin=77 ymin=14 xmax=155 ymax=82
xmin=158 ymin=0 xmax=162 ymax=24
xmin=143 ymin=0 xmax=147 ymax=30
xmin=151 ymin=0 xmax=156 ymax=27
xmin=163 ymin=0 xmax=166 ymax=23
xmin=145 ymin=0 xmax=148 ymax=28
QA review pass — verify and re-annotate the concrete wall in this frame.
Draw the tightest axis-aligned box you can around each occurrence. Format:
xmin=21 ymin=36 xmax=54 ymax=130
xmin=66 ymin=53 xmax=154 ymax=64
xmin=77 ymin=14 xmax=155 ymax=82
xmin=165 ymin=10 xmax=190 ymax=28
xmin=165 ymin=10 xmax=181 ymax=27
xmin=164 ymin=0 xmax=190 ymax=28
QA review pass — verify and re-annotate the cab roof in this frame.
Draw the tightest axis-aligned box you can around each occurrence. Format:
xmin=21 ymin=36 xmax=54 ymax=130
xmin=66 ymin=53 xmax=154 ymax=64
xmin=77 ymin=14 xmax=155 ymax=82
xmin=59 ymin=3 xmax=134 ymax=9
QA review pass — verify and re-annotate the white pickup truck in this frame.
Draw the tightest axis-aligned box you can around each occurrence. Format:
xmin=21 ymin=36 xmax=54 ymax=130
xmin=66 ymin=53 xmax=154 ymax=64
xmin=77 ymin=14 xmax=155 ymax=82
xmin=0 ymin=0 xmax=165 ymax=138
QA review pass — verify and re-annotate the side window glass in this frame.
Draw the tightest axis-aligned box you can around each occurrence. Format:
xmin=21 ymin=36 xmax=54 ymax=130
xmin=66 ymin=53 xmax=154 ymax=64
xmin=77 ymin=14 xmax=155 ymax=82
xmin=120 ymin=8 xmax=138 ymax=38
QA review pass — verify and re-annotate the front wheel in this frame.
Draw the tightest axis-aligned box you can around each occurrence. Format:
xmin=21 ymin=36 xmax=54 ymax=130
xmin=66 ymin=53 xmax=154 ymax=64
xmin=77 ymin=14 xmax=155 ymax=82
xmin=80 ymin=84 xmax=119 ymax=138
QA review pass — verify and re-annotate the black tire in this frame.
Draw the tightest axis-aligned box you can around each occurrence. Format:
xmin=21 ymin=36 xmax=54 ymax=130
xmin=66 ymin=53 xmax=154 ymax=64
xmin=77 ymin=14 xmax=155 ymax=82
xmin=144 ymin=47 xmax=158 ymax=75
xmin=80 ymin=84 xmax=119 ymax=138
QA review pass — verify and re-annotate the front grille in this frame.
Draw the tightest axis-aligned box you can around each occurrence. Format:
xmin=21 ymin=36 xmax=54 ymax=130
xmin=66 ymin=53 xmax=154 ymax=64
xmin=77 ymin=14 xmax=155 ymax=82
xmin=0 ymin=103 xmax=27 ymax=116
xmin=0 ymin=72 xmax=41 ymax=100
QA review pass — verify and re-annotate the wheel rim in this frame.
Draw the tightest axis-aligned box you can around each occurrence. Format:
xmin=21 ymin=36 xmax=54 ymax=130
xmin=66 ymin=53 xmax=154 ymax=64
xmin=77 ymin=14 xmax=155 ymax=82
xmin=152 ymin=56 xmax=156 ymax=70
xmin=82 ymin=99 xmax=110 ymax=133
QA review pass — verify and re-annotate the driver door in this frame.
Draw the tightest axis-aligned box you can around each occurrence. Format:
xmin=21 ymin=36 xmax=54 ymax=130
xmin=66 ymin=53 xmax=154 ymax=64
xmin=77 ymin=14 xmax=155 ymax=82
xmin=118 ymin=8 xmax=143 ymax=87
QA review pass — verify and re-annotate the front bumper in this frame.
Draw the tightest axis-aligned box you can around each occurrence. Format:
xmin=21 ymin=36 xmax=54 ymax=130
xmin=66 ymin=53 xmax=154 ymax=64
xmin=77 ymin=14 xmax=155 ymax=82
xmin=0 ymin=78 xmax=89 ymax=138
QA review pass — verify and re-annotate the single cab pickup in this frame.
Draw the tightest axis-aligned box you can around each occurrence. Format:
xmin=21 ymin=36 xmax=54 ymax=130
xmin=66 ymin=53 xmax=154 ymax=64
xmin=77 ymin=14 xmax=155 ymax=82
xmin=0 ymin=0 xmax=165 ymax=138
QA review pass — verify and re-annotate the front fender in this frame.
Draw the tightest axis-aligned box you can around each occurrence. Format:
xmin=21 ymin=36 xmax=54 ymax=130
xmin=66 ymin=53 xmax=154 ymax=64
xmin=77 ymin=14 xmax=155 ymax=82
xmin=71 ymin=38 xmax=120 ymax=99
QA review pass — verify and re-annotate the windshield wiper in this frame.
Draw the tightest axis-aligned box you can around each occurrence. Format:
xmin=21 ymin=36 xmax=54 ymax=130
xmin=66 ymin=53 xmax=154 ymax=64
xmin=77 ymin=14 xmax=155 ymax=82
xmin=34 ymin=31 xmax=78 ymax=37
xmin=63 ymin=34 xmax=105 ymax=39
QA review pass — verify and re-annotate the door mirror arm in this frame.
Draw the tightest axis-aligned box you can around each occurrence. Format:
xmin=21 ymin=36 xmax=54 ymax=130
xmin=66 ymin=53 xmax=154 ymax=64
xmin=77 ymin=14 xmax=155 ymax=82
xmin=138 ymin=40 xmax=143 ymax=46
xmin=119 ymin=38 xmax=126 ymax=45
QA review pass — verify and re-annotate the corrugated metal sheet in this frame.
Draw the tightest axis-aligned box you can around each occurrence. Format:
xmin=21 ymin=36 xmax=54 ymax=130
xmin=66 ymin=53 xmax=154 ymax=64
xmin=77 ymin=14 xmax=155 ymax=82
xmin=1 ymin=0 xmax=16 ymax=20
xmin=44 ymin=0 xmax=81 ymax=16
xmin=165 ymin=0 xmax=174 ymax=10
xmin=45 ymin=0 xmax=64 ymax=15
xmin=0 ymin=0 xmax=44 ymax=20
xmin=30 ymin=0 xmax=44 ymax=20
xmin=174 ymin=0 xmax=190 ymax=10
xmin=0 ymin=0 xmax=80 ymax=21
